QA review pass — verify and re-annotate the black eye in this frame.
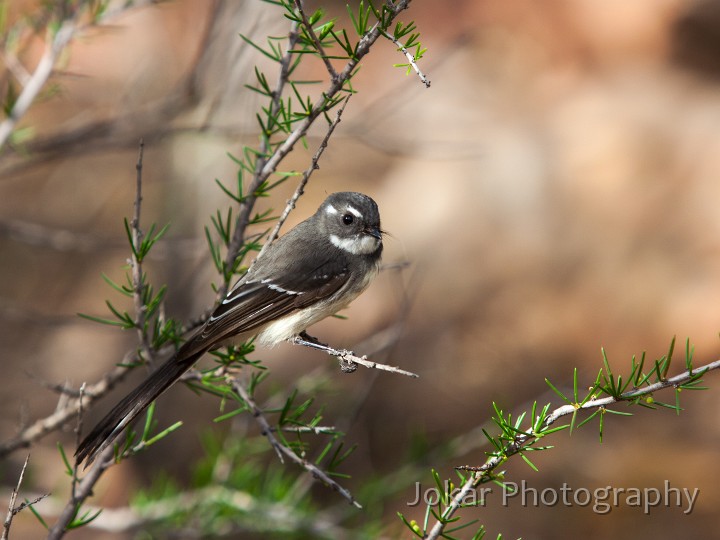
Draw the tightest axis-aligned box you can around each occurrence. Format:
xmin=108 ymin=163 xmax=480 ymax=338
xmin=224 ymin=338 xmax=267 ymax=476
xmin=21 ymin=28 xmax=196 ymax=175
xmin=342 ymin=214 xmax=354 ymax=225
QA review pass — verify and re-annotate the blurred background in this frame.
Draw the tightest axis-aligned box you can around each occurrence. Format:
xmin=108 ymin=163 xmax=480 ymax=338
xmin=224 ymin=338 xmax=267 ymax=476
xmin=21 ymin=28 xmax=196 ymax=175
xmin=2 ymin=0 xmax=720 ymax=538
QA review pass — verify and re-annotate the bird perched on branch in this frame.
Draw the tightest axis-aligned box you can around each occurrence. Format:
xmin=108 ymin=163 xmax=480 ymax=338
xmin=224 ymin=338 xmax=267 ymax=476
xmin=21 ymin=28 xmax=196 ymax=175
xmin=76 ymin=191 xmax=383 ymax=465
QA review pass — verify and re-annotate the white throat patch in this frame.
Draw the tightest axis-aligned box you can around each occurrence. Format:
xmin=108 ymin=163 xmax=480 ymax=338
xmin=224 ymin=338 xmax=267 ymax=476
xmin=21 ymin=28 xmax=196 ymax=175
xmin=330 ymin=233 xmax=379 ymax=255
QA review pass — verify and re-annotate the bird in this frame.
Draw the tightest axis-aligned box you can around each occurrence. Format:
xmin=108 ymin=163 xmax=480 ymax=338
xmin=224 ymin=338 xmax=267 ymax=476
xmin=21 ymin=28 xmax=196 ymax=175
xmin=75 ymin=191 xmax=383 ymax=465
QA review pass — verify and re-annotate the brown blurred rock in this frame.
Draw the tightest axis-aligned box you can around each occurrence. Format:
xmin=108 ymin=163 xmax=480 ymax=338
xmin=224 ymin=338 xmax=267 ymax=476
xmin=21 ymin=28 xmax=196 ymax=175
xmin=673 ymin=0 xmax=720 ymax=78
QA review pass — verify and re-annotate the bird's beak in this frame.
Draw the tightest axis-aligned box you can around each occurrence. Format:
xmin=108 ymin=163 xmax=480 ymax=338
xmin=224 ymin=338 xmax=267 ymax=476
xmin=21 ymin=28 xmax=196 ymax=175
xmin=364 ymin=226 xmax=382 ymax=240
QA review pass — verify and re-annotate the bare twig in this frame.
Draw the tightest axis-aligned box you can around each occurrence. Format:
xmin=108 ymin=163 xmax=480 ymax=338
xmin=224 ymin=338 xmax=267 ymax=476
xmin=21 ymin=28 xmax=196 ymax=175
xmin=291 ymin=333 xmax=419 ymax=378
xmin=2 ymin=454 xmax=48 ymax=540
xmin=228 ymin=376 xmax=361 ymax=508
xmin=425 ymin=357 xmax=720 ymax=540
xmin=256 ymin=95 xmax=351 ymax=260
xmin=380 ymin=29 xmax=431 ymax=88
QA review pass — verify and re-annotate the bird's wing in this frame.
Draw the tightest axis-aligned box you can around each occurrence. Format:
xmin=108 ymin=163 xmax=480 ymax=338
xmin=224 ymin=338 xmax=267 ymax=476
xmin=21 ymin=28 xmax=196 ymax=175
xmin=197 ymin=243 xmax=350 ymax=346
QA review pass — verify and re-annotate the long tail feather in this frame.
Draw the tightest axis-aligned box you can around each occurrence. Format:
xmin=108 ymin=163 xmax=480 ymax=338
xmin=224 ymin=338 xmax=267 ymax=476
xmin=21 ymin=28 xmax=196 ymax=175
xmin=75 ymin=347 xmax=205 ymax=466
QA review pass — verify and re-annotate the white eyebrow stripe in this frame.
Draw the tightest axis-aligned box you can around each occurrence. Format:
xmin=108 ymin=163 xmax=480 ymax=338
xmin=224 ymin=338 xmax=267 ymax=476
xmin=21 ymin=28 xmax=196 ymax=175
xmin=325 ymin=205 xmax=338 ymax=214
xmin=346 ymin=206 xmax=363 ymax=218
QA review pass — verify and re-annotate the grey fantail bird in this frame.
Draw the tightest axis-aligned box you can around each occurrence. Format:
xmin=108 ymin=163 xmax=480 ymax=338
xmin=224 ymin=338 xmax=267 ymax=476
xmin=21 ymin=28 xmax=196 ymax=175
xmin=75 ymin=192 xmax=383 ymax=465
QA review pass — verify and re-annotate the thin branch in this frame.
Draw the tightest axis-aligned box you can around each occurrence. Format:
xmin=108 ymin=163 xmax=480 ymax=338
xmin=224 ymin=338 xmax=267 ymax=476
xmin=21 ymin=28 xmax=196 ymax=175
xmin=2 ymin=454 xmax=48 ymax=540
xmin=228 ymin=376 xmax=361 ymax=508
xmin=380 ymin=29 xmax=431 ymax=88
xmin=129 ymin=140 xmax=153 ymax=365
xmin=293 ymin=0 xmax=339 ymax=81
xmin=256 ymin=95 xmax=351 ymax=261
xmin=0 ymin=18 xmax=76 ymax=150
xmin=291 ymin=333 xmax=419 ymax=378
xmin=425 ymin=357 xmax=720 ymax=540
